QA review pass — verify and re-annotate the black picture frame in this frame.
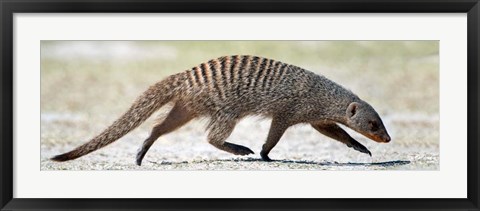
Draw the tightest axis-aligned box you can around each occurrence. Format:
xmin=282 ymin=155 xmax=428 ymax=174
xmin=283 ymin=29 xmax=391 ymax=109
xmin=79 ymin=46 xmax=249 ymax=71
xmin=1 ymin=0 xmax=479 ymax=210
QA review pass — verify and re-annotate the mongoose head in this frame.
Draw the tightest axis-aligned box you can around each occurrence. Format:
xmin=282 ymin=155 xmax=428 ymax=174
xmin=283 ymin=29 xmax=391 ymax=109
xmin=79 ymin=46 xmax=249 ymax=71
xmin=345 ymin=101 xmax=391 ymax=143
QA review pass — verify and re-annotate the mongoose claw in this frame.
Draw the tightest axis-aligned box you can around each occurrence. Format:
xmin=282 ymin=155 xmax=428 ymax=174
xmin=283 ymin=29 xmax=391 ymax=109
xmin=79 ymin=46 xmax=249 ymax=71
xmin=136 ymin=150 xmax=147 ymax=166
xmin=135 ymin=156 xmax=143 ymax=166
xmin=364 ymin=149 xmax=372 ymax=157
xmin=236 ymin=146 xmax=255 ymax=155
xmin=228 ymin=143 xmax=255 ymax=155
xmin=348 ymin=140 xmax=372 ymax=157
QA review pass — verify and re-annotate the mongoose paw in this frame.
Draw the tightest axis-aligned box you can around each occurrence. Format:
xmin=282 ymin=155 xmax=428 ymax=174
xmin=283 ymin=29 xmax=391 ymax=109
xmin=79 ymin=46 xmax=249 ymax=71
xmin=136 ymin=158 xmax=143 ymax=166
xmin=136 ymin=152 xmax=146 ymax=166
xmin=233 ymin=145 xmax=255 ymax=155
xmin=348 ymin=141 xmax=372 ymax=157
xmin=260 ymin=152 xmax=273 ymax=161
xmin=363 ymin=149 xmax=372 ymax=157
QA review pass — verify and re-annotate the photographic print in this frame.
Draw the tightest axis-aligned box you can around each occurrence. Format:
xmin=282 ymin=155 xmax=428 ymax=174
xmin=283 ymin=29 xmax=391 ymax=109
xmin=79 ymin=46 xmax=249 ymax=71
xmin=3 ymin=0 xmax=476 ymax=209
xmin=40 ymin=41 xmax=439 ymax=171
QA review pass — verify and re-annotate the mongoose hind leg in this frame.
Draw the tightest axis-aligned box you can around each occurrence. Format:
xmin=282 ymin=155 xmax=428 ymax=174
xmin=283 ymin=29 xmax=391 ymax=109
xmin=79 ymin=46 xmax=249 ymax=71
xmin=311 ymin=122 xmax=372 ymax=156
xmin=136 ymin=103 xmax=195 ymax=166
xmin=207 ymin=120 xmax=254 ymax=156
xmin=260 ymin=117 xmax=290 ymax=161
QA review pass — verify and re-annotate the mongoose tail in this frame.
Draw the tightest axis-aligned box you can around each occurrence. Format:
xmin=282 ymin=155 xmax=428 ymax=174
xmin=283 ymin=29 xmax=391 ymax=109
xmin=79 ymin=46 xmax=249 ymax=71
xmin=51 ymin=74 xmax=183 ymax=162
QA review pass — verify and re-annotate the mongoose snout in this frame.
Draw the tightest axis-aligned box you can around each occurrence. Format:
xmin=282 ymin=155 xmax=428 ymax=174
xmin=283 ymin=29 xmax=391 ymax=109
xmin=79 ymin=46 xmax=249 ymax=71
xmin=366 ymin=133 xmax=391 ymax=143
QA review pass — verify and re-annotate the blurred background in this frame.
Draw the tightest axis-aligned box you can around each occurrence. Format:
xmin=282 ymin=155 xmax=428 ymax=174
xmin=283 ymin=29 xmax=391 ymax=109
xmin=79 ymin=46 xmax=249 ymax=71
xmin=41 ymin=41 xmax=439 ymax=170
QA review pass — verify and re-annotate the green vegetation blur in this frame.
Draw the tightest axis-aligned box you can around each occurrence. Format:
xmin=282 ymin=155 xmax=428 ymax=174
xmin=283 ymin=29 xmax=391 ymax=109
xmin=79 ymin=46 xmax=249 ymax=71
xmin=41 ymin=41 xmax=439 ymax=117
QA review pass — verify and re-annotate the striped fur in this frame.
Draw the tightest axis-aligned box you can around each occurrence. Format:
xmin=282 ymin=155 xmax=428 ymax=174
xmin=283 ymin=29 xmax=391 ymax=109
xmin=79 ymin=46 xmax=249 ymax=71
xmin=51 ymin=55 xmax=390 ymax=164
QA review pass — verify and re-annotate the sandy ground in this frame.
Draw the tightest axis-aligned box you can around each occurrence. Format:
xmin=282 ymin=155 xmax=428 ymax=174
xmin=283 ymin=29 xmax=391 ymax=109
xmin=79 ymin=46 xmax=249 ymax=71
xmin=41 ymin=111 xmax=439 ymax=171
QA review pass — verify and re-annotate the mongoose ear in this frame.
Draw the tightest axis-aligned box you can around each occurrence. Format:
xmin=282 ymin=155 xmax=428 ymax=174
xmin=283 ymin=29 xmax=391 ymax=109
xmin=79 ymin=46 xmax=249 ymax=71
xmin=346 ymin=102 xmax=360 ymax=118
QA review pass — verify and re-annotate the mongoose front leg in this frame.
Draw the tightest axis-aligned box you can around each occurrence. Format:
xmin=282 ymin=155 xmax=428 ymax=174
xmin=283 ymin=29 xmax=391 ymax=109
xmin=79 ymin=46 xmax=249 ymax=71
xmin=311 ymin=123 xmax=372 ymax=156
xmin=136 ymin=103 xmax=194 ymax=166
xmin=207 ymin=120 xmax=254 ymax=156
xmin=260 ymin=117 xmax=290 ymax=161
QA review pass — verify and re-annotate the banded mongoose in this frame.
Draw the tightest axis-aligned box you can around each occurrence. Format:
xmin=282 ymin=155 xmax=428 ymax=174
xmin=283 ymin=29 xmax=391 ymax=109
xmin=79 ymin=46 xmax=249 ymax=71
xmin=51 ymin=55 xmax=391 ymax=166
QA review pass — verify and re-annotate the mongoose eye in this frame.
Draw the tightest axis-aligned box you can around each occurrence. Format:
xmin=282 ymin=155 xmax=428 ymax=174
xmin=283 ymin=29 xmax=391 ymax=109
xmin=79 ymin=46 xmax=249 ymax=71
xmin=369 ymin=121 xmax=379 ymax=131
